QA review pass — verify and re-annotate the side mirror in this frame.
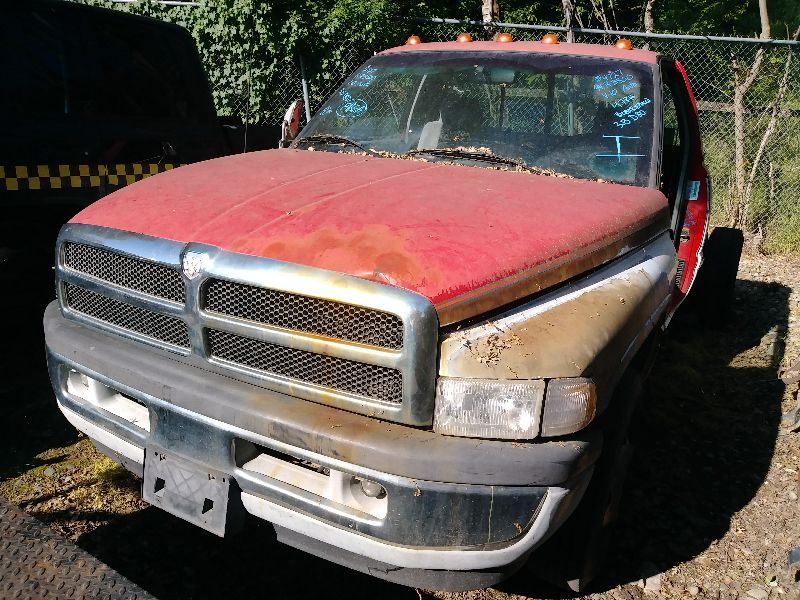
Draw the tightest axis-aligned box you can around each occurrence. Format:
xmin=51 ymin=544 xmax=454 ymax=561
xmin=280 ymin=99 xmax=304 ymax=147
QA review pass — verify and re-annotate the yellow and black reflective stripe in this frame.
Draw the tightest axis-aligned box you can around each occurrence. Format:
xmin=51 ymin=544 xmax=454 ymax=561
xmin=0 ymin=163 xmax=179 ymax=191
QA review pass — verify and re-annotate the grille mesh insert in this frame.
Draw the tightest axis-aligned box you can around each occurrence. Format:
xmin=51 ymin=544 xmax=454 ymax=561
xmin=207 ymin=329 xmax=403 ymax=403
xmin=64 ymin=283 xmax=190 ymax=348
xmin=63 ymin=242 xmax=185 ymax=303
xmin=204 ymin=279 xmax=403 ymax=350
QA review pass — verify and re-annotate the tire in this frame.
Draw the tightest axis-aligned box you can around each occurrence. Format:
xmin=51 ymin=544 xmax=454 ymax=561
xmin=691 ymin=227 xmax=743 ymax=324
xmin=526 ymin=369 xmax=646 ymax=592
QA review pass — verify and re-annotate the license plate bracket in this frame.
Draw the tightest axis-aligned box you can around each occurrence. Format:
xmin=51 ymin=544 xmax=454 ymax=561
xmin=143 ymin=447 xmax=242 ymax=536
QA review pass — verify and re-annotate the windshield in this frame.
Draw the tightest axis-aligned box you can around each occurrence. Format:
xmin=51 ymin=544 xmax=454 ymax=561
xmin=297 ymin=51 xmax=657 ymax=186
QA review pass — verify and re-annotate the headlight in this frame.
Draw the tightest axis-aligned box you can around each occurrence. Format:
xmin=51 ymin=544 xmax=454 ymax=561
xmin=433 ymin=377 xmax=596 ymax=440
xmin=433 ymin=378 xmax=545 ymax=439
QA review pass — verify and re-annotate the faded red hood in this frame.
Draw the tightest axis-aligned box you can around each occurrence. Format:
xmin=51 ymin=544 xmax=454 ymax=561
xmin=72 ymin=149 xmax=669 ymax=324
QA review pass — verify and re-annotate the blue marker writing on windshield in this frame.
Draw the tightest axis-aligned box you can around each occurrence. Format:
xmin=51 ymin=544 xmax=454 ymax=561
xmin=596 ymin=135 xmax=645 ymax=162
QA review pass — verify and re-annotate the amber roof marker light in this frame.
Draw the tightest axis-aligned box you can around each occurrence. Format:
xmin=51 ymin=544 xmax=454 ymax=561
xmin=615 ymin=38 xmax=633 ymax=49
xmin=496 ymin=32 xmax=513 ymax=43
xmin=541 ymin=33 xmax=559 ymax=44
xmin=456 ymin=32 xmax=473 ymax=43
xmin=405 ymin=35 xmax=421 ymax=45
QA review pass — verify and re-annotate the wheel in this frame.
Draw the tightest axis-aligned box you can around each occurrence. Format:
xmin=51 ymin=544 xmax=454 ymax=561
xmin=526 ymin=368 xmax=646 ymax=592
xmin=691 ymin=227 xmax=743 ymax=324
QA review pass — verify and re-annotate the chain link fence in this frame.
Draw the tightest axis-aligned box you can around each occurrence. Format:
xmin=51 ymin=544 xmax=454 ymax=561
xmin=209 ymin=41 xmax=370 ymax=126
xmin=210 ymin=56 xmax=303 ymax=127
xmin=197 ymin=15 xmax=798 ymax=252
xmin=306 ymin=40 xmax=375 ymax=112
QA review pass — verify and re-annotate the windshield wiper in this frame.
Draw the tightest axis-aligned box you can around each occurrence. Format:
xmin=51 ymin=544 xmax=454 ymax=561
xmin=293 ymin=134 xmax=369 ymax=152
xmin=404 ymin=148 xmax=527 ymax=168
xmin=404 ymin=148 xmax=574 ymax=178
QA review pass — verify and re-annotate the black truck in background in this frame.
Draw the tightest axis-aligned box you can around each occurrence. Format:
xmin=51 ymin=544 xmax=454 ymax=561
xmin=1 ymin=1 xmax=276 ymax=292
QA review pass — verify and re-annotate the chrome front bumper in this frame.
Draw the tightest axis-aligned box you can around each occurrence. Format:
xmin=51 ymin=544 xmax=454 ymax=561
xmin=45 ymin=301 xmax=598 ymax=580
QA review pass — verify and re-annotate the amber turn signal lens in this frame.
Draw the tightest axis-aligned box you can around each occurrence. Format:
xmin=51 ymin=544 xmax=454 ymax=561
xmin=541 ymin=33 xmax=559 ymax=44
xmin=405 ymin=35 xmax=421 ymax=45
xmin=615 ymin=38 xmax=633 ymax=49
xmin=540 ymin=378 xmax=597 ymax=438
xmin=456 ymin=32 xmax=473 ymax=43
xmin=496 ymin=32 xmax=513 ymax=43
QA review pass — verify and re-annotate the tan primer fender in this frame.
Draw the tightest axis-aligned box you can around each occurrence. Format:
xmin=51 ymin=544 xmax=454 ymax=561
xmin=438 ymin=233 xmax=677 ymax=410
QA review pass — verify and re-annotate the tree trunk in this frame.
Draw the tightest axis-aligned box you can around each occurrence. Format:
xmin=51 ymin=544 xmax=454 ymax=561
xmin=728 ymin=0 xmax=771 ymax=229
xmin=744 ymin=46 xmax=794 ymax=203
xmin=589 ymin=0 xmax=611 ymax=30
xmin=731 ymin=78 xmax=749 ymax=227
xmin=740 ymin=25 xmax=799 ymax=237
xmin=561 ymin=0 xmax=576 ymax=41
xmin=643 ymin=0 xmax=656 ymax=33
xmin=758 ymin=0 xmax=771 ymax=39
xmin=482 ymin=0 xmax=499 ymax=23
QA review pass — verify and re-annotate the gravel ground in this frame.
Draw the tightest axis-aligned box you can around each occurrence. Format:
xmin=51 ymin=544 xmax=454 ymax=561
xmin=1 ymin=251 xmax=798 ymax=600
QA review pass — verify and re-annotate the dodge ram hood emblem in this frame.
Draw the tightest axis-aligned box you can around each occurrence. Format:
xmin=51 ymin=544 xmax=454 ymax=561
xmin=182 ymin=251 xmax=209 ymax=279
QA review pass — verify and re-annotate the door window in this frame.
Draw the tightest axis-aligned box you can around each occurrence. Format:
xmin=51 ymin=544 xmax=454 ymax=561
xmin=660 ymin=64 xmax=690 ymax=220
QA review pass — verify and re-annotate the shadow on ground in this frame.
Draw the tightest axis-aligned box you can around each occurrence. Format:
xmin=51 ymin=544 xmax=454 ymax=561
xmin=505 ymin=277 xmax=790 ymax=597
xmin=0 ymin=283 xmax=77 ymax=482
xmin=1 ymin=270 xmax=789 ymax=599
xmin=79 ymin=508 xmax=425 ymax=599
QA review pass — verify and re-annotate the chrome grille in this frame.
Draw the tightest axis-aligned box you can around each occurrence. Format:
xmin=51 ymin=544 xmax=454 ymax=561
xmin=63 ymin=282 xmax=190 ymax=348
xmin=63 ymin=242 xmax=185 ymax=303
xmin=207 ymin=329 xmax=403 ymax=404
xmin=204 ymin=279 xmax=403 ymax=349
xmin=57 ymin=224 xmax=440 ymax=425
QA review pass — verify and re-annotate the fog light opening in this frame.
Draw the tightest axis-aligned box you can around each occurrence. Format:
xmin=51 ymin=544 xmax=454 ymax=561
xmin=359 ymin=478 xmax=386 ymax=499
xmin=64 ymin=368 xmax=151 ymax=433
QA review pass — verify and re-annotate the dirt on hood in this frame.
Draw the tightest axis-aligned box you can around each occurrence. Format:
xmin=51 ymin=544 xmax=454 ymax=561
xmin=71 ymin=149 xmax=669 ymax=324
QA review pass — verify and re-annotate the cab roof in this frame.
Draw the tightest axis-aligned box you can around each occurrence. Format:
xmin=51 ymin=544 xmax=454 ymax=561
xmin=381 ymin=40 xmax=660 ymax=64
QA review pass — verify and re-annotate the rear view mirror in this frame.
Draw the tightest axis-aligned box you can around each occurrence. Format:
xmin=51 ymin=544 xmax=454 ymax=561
xmin=489 ymin=67 xmax=516 ymax=84
xmin=280 ymin=99 xmax=304 ymax=147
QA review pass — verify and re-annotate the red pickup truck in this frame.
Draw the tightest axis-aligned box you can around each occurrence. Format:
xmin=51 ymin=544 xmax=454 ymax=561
xmin=44 ymin=36 xmax=739 ymax=591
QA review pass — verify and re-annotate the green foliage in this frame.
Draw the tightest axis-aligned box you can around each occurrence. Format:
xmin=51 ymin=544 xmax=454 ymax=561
xmin=496 ymin=0 xmax=799 ymax=36
xmin=77 ymin=0 xmax=799 ymax=123
xmin=77 ymin=0 xmax=405 ymax=123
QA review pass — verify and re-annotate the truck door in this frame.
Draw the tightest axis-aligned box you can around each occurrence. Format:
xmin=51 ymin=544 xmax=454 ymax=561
xmin=659 ymin=59 xmax=710 ymax=307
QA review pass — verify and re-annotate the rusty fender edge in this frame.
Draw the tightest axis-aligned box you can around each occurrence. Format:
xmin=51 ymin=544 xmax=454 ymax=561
xmin=44 ymin=301 xmax=600 ymax=487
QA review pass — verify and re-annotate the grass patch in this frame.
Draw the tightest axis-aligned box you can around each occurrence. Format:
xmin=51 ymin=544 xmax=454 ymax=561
xmin=0 ymin=437 xmax=145 ymax=537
